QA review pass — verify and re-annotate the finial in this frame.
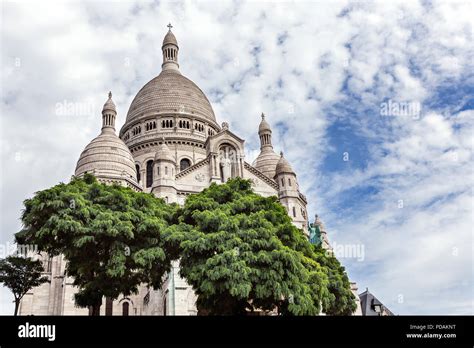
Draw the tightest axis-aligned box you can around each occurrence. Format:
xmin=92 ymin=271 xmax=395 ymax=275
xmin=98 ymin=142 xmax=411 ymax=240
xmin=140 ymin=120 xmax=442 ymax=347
xmin=280 ymin=151 xmax=284 ymax=157
xmin=167 ymin=23 xmax=173 ymax=31
xmin=261 ymin=112 xmax=265 ymax=120
xmin=108 ymin=91 xmax=112 ymax=99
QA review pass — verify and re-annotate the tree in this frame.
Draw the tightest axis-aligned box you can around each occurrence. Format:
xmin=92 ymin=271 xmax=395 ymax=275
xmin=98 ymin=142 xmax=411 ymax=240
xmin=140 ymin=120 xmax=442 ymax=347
xmin=16 ymin=174 xmax=178 ymax=315
xmin=266 ymin=213 xmax=357 ymax=315
xmin=0 ymin=255 xmax=49 ymax=315
xmin=311 ymin=245 xmax=357 ymax=315
xmin=14 ymin=174 xmax=356 ymax=316
xmin=176 ymin=178 xmax=354 ymax=315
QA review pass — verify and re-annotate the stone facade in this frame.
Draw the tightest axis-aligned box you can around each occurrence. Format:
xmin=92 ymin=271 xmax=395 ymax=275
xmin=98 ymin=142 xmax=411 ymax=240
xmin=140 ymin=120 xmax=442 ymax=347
xmin=18 ymin=26 xmax=352 ymax=316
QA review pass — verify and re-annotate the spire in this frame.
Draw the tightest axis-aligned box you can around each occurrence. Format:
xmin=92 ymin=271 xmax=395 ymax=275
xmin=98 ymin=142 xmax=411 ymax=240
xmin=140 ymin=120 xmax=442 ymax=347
xmin=162 ymin=23 xmax=179 ymax=72
xmin=258 ymin=112 xmax=273 ymax=149
xmin=102 ymin=91 xmax=116 ymax=132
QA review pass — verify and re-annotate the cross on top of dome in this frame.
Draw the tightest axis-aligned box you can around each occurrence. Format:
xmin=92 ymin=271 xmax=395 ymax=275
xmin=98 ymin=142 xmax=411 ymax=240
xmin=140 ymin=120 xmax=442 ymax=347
xmin=162 ymin=24 xmax=179 ymax=71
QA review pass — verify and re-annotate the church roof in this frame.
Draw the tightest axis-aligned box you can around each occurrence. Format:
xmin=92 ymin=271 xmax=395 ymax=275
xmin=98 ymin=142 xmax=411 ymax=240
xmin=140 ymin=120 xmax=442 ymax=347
xmin=76 ymin=92 xmax=138 ymax=186
xmin=253 ymin=148 xmax=280 ymax=179
xmin=258 ymin=113 xmax=272 ymax=133
xmin=154 ymin=140 xmax=175 ymax=162
xmin=124 ymin=25 xmax=216 ymax=127
xmin=102 ymin=91 xmax=116 ymax=113
xmin=75 ymin=129 xmax=138 ymax=185
xmin=125 ymin=69 xmax=216 ymax=125
xmin=275 ymin=152 xmax=295 ymax=175
xmin=163 ymin=29 xmax=178 ymax=47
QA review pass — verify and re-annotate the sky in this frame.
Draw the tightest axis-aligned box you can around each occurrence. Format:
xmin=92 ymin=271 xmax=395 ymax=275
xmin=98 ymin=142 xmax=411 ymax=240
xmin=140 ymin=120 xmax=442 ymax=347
xmin=1 ymin=0 xmax=473 ymax=315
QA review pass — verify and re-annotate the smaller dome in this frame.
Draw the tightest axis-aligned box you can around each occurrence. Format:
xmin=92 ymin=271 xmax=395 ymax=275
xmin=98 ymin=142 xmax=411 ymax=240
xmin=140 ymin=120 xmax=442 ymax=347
xmin=258 ymin=113 xmax=271 ymax=133
xmin=275 ymin=152 xmax=295 ymax=175
xmin=253 ymin=148 xmax=280 ymax=179
xmin=75 ymin=130 xmax=138 ymax=186
xmin=102 ymin=91 xmax=116 ymax=113
xmin=163 ymin=29 xmax=177 ymax=47
xmin=154 ymin=140 xmax=175 ymax=162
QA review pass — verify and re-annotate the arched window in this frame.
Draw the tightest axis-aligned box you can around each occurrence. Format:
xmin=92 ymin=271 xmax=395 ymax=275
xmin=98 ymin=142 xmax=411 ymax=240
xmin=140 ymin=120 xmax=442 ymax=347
xmin=288 ymin=178 xmax=291 ymax=186
xmin=146 ymin=160 xmax=153 ymax=188
xmin=135 ymin=164 xmax=140 ymax=183
xmin=122 ymin=302 xmax=129 ymax=316
xmin=281 ymin=178 xmax=284 ymax=186
xmin=292 ymin=206 xmax=296 ymax=217
xmin=180 ymin=158 xmax=191 ymax=171
xmin=165 ymin=166 xmax=168 ymax=176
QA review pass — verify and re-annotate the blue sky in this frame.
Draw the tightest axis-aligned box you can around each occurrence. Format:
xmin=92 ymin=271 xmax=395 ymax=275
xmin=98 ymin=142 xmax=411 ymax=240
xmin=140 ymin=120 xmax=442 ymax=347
xmin=1 ymin=0 xmax=473 ymax=315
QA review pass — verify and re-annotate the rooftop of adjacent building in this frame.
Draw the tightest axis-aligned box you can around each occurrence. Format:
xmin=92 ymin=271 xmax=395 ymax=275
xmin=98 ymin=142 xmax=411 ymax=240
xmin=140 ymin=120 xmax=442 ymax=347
xmin=359 ymin=288 xmax=395 ymax=316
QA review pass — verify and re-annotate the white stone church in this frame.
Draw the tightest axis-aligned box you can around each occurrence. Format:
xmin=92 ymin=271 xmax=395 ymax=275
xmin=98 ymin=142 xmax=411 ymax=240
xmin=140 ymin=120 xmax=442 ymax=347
xmin=19 ymin=26 xmax=361 ymax=316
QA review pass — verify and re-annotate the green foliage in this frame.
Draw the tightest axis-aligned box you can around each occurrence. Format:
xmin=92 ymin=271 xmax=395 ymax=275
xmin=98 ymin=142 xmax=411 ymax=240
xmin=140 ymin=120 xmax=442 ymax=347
xmin=0 ymin=255 xmax=49 ymax=315
xmin=177 ymin=178 xmax=355 ymax=315
xmin=311 ymin=245 xmax=357 ymax=315
xmin=15 ymin=174 xmax=356 ymax=316
xmin=16 ymin=174 xmax=177 ymax=312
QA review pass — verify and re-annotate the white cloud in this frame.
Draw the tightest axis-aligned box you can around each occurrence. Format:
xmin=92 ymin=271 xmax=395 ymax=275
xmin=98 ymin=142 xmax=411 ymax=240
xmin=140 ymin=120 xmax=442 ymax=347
xmin=1 ymin=0 xmax=472 ymax=315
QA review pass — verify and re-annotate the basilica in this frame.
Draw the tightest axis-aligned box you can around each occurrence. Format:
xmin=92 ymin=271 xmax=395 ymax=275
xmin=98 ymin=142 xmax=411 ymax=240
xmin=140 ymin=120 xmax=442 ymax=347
xmin=18 ymin=26 xmax=362 ymax=316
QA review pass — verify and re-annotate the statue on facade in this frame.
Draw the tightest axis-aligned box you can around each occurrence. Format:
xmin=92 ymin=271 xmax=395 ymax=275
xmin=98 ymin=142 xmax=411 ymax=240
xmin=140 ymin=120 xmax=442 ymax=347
xmin=220 ymin=154 xmax=232 ymax=182
xmin=309 ymin=214 xmax=325 ymax=246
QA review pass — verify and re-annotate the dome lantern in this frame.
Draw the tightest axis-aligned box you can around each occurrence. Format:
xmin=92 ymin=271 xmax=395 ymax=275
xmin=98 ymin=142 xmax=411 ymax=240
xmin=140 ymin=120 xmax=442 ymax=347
xmin=162 ymin=23 xmax=179 ymax=72
xmin=253 ymin=113 xmax=280 ymax=179
xmin=258 ymin=112 xmax=273 ymax=149
xmin=101 ymin=91 xmax=116 ymax=132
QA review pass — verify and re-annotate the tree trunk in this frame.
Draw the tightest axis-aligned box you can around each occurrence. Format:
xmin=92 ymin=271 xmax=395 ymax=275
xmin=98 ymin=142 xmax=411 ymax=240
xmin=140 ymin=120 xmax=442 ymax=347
xmin=89 ymin=304 xmax=101 ymax=316
xmin=14 ymin=299 xmax=20 ymax=316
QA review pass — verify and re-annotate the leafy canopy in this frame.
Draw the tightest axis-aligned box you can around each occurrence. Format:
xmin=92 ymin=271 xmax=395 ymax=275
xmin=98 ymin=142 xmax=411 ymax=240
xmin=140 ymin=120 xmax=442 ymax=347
xmin=15 ymin=175 xmax=355 ymax=315
xmin=16 ymin=174 xmax=178 ymax=310
xmin=0 ymin=255 xmax=49 ymax=315
xmin=177 ymin=178 xmax=356 ymax=315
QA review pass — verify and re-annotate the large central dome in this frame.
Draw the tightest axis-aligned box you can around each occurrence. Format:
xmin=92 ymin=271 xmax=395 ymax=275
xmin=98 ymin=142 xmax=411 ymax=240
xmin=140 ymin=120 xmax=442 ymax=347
xmin=126 ymin=69 xmax=216 ymax=124
xmin=119 ymin=27 xmax=220 ymax=156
